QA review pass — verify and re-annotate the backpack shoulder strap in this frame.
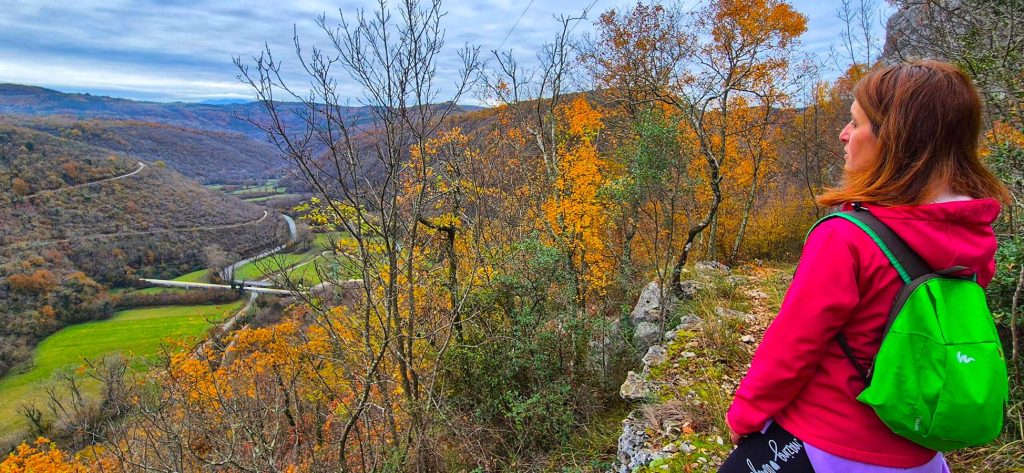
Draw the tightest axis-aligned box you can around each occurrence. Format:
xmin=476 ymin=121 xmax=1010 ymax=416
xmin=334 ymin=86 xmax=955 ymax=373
xmin=808 ymin=204 xmax=931 ymax=283
xmin=808 ymin=204 xmax=934 ymax=384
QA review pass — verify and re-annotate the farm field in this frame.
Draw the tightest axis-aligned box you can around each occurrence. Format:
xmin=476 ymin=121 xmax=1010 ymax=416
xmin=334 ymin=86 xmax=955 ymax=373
xmin=233 ymin=251 xmax=312 ymax=281
xmin=229 ymin=181 xmax=284 ymax=195
xmin=0 ymin=301 xmax=242 ymax=436
xmin=232 ymin=232 xmax=348 ymax=282
xmin=245 ymin=192 xmax=302 ymax=202
xmin=286 ymin=253 xmax=362 ymax=286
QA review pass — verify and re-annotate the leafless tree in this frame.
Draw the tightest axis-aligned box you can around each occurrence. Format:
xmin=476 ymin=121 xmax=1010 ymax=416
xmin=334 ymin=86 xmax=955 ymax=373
xmin=833 ymin=0 xmax=884 ymax=69
xmin=233 ymin=0 xmax=481 ymax=467
xmin=203 ymin=243 xmax=231 ymax=282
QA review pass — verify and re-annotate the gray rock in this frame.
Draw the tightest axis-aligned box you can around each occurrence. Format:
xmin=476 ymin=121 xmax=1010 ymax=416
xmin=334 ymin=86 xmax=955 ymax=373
xmin=616 ymin=412 xmax=665 ymax=473
xmin=620 ymin=371 xmax=651 ymax=401
xmin=676 ymin=313 xmax=701 ymax=330
xmin=633 ymin=321 xmax=662 ymax=350
xmin=642 ymin=345 xmax=667 ymax=367
xmin=676 ymin=280 xmax=702 ymax=300
xmin=745 ymin=289 xmax=769 ymax=300
xmin=695 ymin=261 xmax=730 ymax=274
xmin=631 ymin=281 xmax=670 ymax=324
xmin=715 ymin=306 xmax=754 ymax=322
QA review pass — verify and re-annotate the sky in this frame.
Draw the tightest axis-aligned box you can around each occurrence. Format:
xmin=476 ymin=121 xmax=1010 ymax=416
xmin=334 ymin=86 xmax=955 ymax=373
xmin=0 ymin=0 xmax=894 ymax=105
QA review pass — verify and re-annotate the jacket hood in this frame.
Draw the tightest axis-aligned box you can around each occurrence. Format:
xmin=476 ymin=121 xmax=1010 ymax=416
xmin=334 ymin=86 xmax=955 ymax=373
xmin=840 ymin=198 xmax=1001 ymax=285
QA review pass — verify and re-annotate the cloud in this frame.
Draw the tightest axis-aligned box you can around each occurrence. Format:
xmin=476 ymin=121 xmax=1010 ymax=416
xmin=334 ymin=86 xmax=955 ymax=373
xmin=0 ymin=0 xmax=888 ymax=103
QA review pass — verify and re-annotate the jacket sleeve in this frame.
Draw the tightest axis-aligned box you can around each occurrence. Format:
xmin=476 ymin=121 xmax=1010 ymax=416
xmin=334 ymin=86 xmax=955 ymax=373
xmin=726 ymin=219 xmax=861 ymax=435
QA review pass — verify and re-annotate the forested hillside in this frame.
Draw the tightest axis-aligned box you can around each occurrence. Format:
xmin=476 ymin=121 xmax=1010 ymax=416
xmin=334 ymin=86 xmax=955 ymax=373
xmin=0 ymin=124 xmax=288 ymax=378
xmin=9 ymin=117 xmax=286 ymax=183
xmin=0 ymin=85 xmax=481 ymax=188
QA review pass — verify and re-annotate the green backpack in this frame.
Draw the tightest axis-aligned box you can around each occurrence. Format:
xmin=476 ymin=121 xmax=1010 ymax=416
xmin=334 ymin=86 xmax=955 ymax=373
xmin=812 ymin=206 xmax=1008 ymax=451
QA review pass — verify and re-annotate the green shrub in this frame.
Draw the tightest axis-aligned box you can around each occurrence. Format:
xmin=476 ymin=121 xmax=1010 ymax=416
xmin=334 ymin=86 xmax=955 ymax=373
xmin=439 ymin=238 xmax=616 ymax=463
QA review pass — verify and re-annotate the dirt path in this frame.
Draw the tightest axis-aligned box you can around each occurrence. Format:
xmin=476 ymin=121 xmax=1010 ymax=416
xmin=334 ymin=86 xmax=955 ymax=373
xmin=20 ymin=162 xmax=146 ymax=200
xmin=1 ymin=210 xmax=270 ymax=250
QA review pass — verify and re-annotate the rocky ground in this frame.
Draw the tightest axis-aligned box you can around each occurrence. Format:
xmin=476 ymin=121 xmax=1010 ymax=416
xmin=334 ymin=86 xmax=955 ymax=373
xmin=613 ymin=262 xmax=792 ymax=473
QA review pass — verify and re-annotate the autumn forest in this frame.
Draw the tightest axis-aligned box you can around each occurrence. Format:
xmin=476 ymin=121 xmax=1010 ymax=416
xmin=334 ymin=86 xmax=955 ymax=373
xmin=1 ymin=0 xmax=1023 ymax=472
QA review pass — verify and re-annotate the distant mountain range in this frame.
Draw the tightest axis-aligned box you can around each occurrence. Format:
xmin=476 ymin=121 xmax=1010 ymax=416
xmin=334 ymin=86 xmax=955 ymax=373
xmin=0 ymin=84 xmax=302 ymax=183
xmin=0 ymin=83 xmax=482 ymax=185
xmin=0 ymin=83 xmax=320 ymax=139
xmin=0 ymin=83 xmax=481 ymax=139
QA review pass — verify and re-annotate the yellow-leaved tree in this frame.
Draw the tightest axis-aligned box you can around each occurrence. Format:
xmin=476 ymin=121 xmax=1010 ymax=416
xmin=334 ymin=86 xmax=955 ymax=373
xmin=542 ymin=96 xmax=616 ymax=306
xmin=0 ymin=438 xmax=87 ymax=473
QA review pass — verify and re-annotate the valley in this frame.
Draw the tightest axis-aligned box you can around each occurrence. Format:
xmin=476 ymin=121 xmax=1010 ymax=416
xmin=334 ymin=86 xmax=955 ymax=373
xmin=0 ymin=87 xmax=346 ymax=448
xmin=1 ymin=1 xmax=1022 ymax=464
xmin=0 ymin=301 xmax=243 ymax=439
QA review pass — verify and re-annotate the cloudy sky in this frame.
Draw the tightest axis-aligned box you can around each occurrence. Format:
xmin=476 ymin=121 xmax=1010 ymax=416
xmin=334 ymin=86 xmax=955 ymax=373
xmin=0 ymin=0 xmax=893 ymax=104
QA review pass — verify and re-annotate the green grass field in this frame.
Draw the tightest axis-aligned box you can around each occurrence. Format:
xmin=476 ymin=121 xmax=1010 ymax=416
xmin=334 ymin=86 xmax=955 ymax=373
xmin=230 ymin=184 xmax=285 ymax=195
xmin=245 ymin=193 xmax=302 ymax=202
xmin=0 ymin=301 xmax=242 ymax=436
xmin=286 ymin=255 xmax=361 ymax=286
xmin=233 ymin=232 xmax=350 ymax=282
xmin=233 ymin=252 xmax=311 ymax=280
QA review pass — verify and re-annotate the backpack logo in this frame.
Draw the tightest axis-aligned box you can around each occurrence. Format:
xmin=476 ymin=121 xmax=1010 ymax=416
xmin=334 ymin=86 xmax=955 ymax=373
xmin=957 ymin=351 xmax=975 ymax=364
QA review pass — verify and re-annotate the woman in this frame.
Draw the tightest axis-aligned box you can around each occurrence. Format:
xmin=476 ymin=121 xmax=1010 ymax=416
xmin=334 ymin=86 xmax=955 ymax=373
xmin=718 ymin=60 xmax=1010 ymax=472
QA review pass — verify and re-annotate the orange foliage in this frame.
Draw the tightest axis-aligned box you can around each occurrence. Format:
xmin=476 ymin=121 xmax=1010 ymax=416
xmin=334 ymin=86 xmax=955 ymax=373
xmin=710 ymin=0 xmax=806 ymax=49
xmin=0 ymin=438 xmax=87 ymax=473
xmin=12 ymin=177 xmax=30 ymax=196
xmin=541 ymin=97 xmax=616 ymax=300
xmin=982 ymin=121 xmax=1024 ymax=157
xmin=6 ymin=269 xmax=57 ymax=294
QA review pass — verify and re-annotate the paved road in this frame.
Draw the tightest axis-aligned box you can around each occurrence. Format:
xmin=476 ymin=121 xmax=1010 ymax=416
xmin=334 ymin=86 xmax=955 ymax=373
xmin=283 ymin=214 xmax=296 ymax=240
xmin=221 ymin=214 xmax=297 ymax=282
xmin=139 ymin=278 xmax=292 ymax=295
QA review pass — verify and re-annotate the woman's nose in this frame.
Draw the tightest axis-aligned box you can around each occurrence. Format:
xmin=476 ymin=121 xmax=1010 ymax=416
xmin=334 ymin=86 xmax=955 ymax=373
xmin=839 ymin=126 xmax=850 ymax=143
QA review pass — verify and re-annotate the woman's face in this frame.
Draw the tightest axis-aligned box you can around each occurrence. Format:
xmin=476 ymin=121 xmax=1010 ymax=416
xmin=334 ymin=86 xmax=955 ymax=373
xmin=839 ymin=100 xmax=880 ymax=173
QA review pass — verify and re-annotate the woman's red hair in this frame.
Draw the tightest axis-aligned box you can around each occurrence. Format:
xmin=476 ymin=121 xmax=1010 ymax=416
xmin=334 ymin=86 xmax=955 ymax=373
xmin=818 ymin=60 xmax=1010 ymax=206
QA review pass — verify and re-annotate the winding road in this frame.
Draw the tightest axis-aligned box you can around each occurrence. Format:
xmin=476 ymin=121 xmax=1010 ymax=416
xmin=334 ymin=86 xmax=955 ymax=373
xmin=20 ymin=162 xmax=146 ymax=200
xmin=0 ymin=210 xmax=273 ymax=250
xmin=221 ymin=214 xmax=296 ymax=282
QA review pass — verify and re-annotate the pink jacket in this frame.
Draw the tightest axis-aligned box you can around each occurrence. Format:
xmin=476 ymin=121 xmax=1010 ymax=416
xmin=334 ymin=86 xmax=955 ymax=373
xmin=726 ymin=199 xmax=1001 ymax=467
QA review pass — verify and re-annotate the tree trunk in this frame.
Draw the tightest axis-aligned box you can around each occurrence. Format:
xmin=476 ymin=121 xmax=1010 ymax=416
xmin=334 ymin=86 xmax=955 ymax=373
xmin=672 ymin=164 xmax=722 ymax=298
xmin=1011 ymin=263 xmax=1023 ymax=385
xmin=731 ymin=158 xmax=762 ymax=262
